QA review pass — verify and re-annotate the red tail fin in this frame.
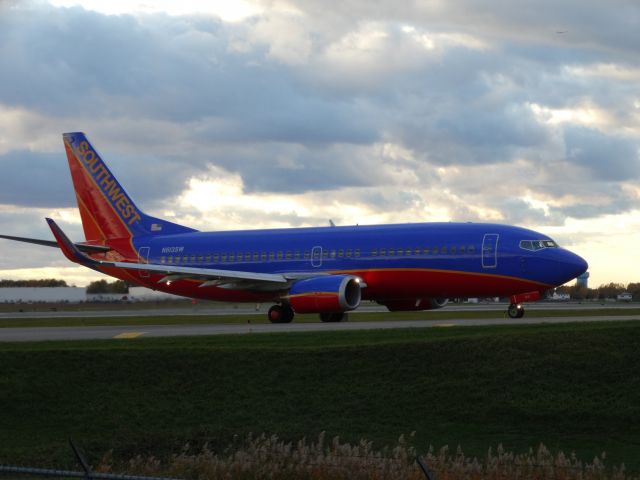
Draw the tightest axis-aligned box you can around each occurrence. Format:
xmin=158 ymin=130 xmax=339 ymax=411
xmin=63 ymin=132 xmax=196 ymax=246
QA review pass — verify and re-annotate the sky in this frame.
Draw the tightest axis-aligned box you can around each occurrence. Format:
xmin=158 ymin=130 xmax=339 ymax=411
xmin=0 ymin=0 xmax=639 ymax=287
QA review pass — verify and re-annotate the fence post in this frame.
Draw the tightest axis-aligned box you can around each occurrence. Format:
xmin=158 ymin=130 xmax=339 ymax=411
xmin=69 ymin=438 xmax=92 ymax=480
xmin=416 ymin=455 xmax=435 ymax=480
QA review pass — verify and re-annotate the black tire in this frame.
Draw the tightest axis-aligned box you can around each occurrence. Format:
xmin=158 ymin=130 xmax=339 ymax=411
xmin=268 ymin=304 xmax=294 ymax=323
xmin=507 ymin=303 xmax=524 ymax=319
xmin=319 ymin=312 xmax=347 ymax=322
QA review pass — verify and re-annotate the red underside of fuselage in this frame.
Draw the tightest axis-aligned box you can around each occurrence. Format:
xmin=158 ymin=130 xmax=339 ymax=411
xmin=98 ymin=265 xmax=548 ymax=304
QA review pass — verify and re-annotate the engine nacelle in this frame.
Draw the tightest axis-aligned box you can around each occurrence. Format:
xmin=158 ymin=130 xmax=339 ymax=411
xmin=288 ymin=275 xmax=362 ymax=313
xmin=381 ymin=298 xmax=449 ymax=312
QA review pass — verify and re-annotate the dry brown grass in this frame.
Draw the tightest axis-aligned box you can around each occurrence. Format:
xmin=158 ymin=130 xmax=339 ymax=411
xmin=96 ymin=434 xmax=637 ymax=480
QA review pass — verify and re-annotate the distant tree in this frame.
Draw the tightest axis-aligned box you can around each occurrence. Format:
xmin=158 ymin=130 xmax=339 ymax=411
xmin=556 ymin=284 xmax=595 ymax=300
xmin=0 ymin=279 xmax=68 ymax=287
xmin=627 ymin=283 xmax=640 ymax=300
xmin=596 ymin=282 xmax=626 ymax=300
xmin=86 ymin=279 xmax=129 ymax=294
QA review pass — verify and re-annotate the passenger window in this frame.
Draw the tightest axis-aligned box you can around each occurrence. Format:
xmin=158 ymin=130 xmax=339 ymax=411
xmin=294 ymin=251 xmax=301 ymax=260
xmin=277 ymin=251 xmax=283 ymax=260
xmin=190 ymin=255 xmax=196 ymax=262
xmin=304 ymin=251 xmax=310 ymax=260
xmin=262 ymin=252 xmax=268 ymax=261
xmin=450 ymin=246 xmax=456 ymax=255
xmin=338 ymin=249 xmax=344 ymax=258
xmin=379 ymin=248 xmax=386 ymax=256
xmin=330 ymin=250 xmax=337 ymax=258
xmin=183 ymin=255 xmax=189 ymax=263
xmin=405 ymin=248 xmax=412 ymax=256
xmin=460 ymin=246 xmax=466 ymax=254
xmin=371 ymin=248 xmax=378 ymax=256
xmin=346 ymin=249 xmax=352 ymax=258
xmin=228 ymin=253 xmax=235 ymax=262
xmin=322 ymin=250 xmax=329 ymax=259
xmin=269 ymin=252 xmax=275 ymax=261
xmin=355 ymin=248 xmax=361 ymax=257
xmin=414 ymin=248 xmax=420 ymax=255
xmin=423 ymin=247 xmax=430 ymax=255
xmin=285 ymin=251 xmax=292 ymax=260
xmin=432 ymin=247 xmax=439 ymax=255
xmin=441 ymin=246 xmax=447 ymax=255
xmin=160 ymin=256 xmax=166 ymax=264
xmin=469 ymin=245 xmax=476 ymax=254
xmin=388 ymin=248 xmax=395 ymax=256
xmin=197 ymin=255 xmax=204 ymax=262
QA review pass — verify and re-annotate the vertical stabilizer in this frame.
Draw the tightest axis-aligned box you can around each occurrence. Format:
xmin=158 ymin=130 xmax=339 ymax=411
xmin=63 ymin=132 xmax=195 ymax=243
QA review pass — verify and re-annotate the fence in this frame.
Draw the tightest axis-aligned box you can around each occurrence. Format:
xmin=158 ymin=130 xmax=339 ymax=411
xmin=0 ymin=439 xmax=436 ymax=480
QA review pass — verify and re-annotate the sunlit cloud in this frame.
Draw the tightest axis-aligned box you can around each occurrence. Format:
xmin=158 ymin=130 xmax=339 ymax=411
xmin=48 ymin=0 xmax=262 ymax=22
xmin=0 ymin=0 xmax=639 ymax=289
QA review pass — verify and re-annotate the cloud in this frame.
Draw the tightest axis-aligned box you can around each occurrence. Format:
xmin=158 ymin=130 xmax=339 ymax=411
xmin=564 ymin=126 xmax=640 ymax=181
xmin=1 ymin=0 xmax=640 ymax=286
xmin=0 ymin=151 xmax=75 ymax=207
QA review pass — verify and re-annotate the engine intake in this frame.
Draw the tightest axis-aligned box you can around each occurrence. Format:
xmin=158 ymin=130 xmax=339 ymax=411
xmin=288 ymin=275 xmax=362 ymax=313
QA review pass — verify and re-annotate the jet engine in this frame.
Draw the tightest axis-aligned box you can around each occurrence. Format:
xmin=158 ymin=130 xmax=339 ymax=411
xmin=380 ymin=298 xmax=449 ymax=311
xmin=288 ymin=275 xmax=362 ymax=313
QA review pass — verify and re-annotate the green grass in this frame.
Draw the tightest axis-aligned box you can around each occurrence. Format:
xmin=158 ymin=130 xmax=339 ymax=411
xmin=1 ymin=321 xmax=639 ymax=471
xmin=1 ymin=307 xmax=639 ymax=328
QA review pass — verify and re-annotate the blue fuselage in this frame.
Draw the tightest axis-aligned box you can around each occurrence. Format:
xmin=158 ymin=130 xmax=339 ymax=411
xmin=131 ymin=222 xmax=587 ymax=301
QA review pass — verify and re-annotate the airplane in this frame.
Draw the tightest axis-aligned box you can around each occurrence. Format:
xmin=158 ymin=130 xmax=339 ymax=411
xmin=0 ymin=132 xmax=588 ymax=322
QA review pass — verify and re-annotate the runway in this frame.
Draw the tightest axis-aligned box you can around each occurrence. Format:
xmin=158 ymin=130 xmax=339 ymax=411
xmin=1 ymin=314 xmax=638 ymax=342
xmin=0 ymin=301 xmax=636 ymax=320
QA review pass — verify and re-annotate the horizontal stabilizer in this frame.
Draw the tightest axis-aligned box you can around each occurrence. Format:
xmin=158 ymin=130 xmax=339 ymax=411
xmin=0 ymin=233 xmax=111 ymax=254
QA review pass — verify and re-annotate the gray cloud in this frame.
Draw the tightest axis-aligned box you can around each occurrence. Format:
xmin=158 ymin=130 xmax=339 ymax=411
xmin=0 ymin=0 xmax=638 ymax=236
xmin=0 ymin=151 xmax=75 ymax=207
xmin=564 ymin=126 xmax=640 ymax=181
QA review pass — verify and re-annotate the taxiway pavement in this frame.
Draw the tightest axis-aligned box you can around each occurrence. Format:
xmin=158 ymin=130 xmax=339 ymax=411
xmin=1 ymin=314 xmax=638 ymax=342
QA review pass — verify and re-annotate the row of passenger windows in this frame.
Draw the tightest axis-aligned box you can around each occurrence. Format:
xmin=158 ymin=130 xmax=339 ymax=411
xmin=158 ymin=245 xmax=477 ymax=265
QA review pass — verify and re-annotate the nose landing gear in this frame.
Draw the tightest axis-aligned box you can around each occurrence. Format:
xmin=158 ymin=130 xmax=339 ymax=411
xmin=507 ymin=303 xmax=525 ymax=318
xmin=507 ymin=291 xmax=541 ymax=319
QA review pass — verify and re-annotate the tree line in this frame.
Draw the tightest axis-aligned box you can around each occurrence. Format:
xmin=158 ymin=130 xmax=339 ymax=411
xmin=557 ymin=282 xmax=640 ymax=300
xmin=0 ymin=279 xmax=68 ymax=287
xmin=0 ymin=278 xmax=128 ymax=293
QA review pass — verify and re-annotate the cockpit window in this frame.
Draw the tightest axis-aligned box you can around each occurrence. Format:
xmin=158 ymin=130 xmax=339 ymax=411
xmin=519 ymin=239 xmax=558 ymax=251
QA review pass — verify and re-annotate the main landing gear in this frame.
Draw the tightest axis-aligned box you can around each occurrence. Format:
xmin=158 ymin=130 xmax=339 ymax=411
xmin=507 ymin=303 xmax=525 ymax=319
xmin=267 ymin=305 xmax=349 ymax=323
xmin=268 ymin=304 xmax=294 ymax=323
xmin=319 ymin=312 xmax=348 ymax=322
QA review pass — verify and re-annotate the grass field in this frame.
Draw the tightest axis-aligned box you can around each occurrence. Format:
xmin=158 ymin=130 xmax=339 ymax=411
xmin=1 ymin=320 xmax=639 ymax=472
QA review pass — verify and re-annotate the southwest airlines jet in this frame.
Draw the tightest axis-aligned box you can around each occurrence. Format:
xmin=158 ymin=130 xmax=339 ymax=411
xmin=0 ymin=133 xmax=588 ymax=322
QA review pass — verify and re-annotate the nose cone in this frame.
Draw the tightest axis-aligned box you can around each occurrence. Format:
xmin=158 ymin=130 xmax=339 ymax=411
xmin=560 ymin=250 xmax=589 ymax=284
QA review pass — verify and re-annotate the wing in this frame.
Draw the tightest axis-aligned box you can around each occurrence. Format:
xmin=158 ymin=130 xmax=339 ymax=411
xmin=46 ymin=218 xmax=291 ymax=291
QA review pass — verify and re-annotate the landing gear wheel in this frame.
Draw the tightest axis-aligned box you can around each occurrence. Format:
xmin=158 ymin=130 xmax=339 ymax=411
xmin=507 ymin=303 xmax=525 ymax=319
xmin=319 ymin=312 xmax=348 ymax=322
xmin=268 ymin=304 xmax=294 ymax=323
